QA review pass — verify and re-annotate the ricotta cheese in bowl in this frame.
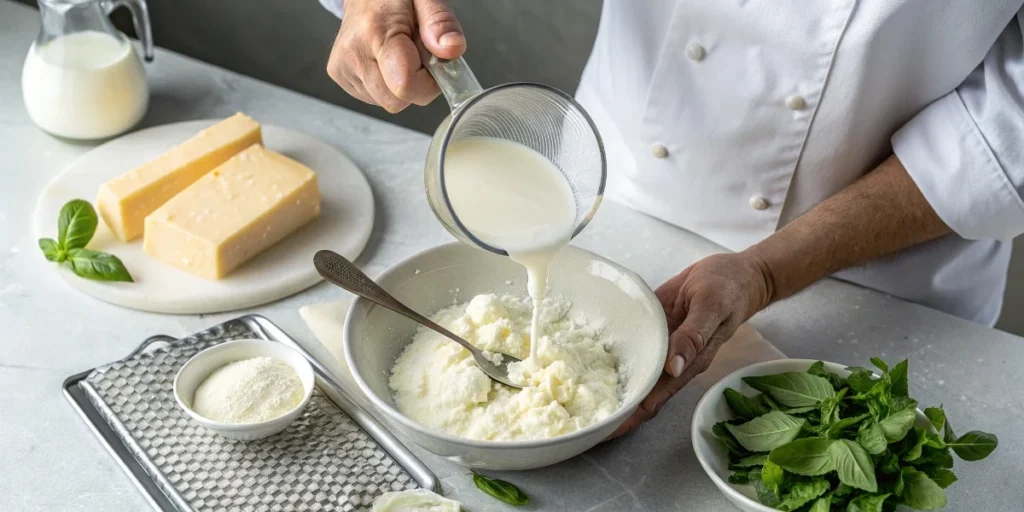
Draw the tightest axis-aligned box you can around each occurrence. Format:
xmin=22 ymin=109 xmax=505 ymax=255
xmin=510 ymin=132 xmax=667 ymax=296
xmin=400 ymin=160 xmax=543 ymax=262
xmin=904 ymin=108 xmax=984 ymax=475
xmin=389 ymin=294 xmax=620 ymax=441
xmin=344 ymin=242 xmax=669 ymax=470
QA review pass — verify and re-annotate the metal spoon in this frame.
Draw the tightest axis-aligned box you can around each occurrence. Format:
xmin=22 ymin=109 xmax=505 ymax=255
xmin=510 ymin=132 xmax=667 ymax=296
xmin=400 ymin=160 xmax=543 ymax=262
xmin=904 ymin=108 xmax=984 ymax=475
xmin=313 ymin=250 xmax=524 ymax=388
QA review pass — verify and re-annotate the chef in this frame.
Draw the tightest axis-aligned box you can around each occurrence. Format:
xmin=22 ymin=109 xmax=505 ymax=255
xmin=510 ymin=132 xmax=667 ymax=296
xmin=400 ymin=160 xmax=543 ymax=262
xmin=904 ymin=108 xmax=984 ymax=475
xmin=322 ymin=0 xmax=1024 ymax=437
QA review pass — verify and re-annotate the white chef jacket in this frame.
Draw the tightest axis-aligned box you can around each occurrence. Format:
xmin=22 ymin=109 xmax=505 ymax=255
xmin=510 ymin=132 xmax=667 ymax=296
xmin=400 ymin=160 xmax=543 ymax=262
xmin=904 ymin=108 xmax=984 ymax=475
xmin=323 ymin=1 xmax=1024 ymax=325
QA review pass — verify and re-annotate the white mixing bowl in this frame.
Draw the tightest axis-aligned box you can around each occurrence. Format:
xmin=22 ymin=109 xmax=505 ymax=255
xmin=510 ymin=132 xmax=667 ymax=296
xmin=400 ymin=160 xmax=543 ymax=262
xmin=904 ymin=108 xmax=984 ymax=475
xmin=343 ymin=242 xmax=668 ymax=470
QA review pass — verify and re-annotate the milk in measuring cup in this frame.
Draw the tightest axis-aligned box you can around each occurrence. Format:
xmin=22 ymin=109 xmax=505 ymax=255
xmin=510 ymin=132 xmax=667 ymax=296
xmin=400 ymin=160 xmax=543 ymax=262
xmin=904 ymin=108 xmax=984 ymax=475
xmin=443 ymin=137 xmax=577 ymax=360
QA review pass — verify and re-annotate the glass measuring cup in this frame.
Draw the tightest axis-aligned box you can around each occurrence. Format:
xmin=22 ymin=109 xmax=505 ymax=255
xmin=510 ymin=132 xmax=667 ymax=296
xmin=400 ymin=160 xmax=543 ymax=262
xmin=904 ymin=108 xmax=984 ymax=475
xmin=22 ymin=0 xmax=153 ymax=139
xmin=421 ymin=47 xmax=607 ymax=256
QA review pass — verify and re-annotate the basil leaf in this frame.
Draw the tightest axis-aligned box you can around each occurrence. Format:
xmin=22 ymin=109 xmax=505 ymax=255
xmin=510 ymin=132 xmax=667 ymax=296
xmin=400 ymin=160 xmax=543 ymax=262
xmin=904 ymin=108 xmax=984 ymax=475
xmin=829 ymin=439 xmax=878 ymax=492
xmin=846 ymin=369 xmax=877 ymax=394
xmin=869 ymin=357 xmax=889 ymax=374
xmin=904 ymin=428 xmax=930 ymax=461
xmin=888 ymin=359 xmax=909 ymax=398
xmin=847 ymin=492 xmax=891 ymax=512
xmin=713 ymin=421 xmax=748 ymax=457
xmin=728 ymin=472 xmax=750 ymax=484
xmin=723 ymin=388 xmax=775 ymax=420
xmin=947 ymin=430 xmax=998 ymax=461
xmin=856 ymin=421 xmax=888 ymax=455
xmin=808 ymin=495 xmax=831 ymax=512
xmin=781 ymin=406 xmax=817 ymax=415
xmin=742 ymin=372 xmax=835 ymax=408
xmin=878 ymin=408 xmax=916 ymax=443
xmin=776 ymin=478 xmax=829 ymax=511
xmin=58 ymin=199 xmax=98 ymax=250
xmin=769 ymin=438 xmax=834 ymax=476
xmin=725 ymin=411 xmax=806 ymax=452
xmin=472 ymin=473 xmax=528 ymax=506
xmin=924 ymin=406 xmax=946 ymax=434
xmin=754 ymin=477 xmax=781 ymax=507
xmin=833 ymin=482 xmax=854 ymax=497
xmin=929 ymin=468 xmax=957 ymax=489
xmin=760 ymin=459 xmax=785 ymax=494
xmin=880 ymin=452 xmax=900 ymax=474
xmin=731 ymin=454 xmax=768 ymax=468
xmin=65 ymin=249 xmax=134 ymax=282
xmin=38 ymin=238 xmax=64 ymax=262
xmin=913 ymin=446 xmax=955 ymax=470
xmin=893 ymin=467 xmax=906 ymax=496
xmin=808 ymin=361 xmax=847 ymax=391
xmin=825 ymin=412 xmax=868 ymax=439
xmin=901 ymin=467 xmax=947 ymax=510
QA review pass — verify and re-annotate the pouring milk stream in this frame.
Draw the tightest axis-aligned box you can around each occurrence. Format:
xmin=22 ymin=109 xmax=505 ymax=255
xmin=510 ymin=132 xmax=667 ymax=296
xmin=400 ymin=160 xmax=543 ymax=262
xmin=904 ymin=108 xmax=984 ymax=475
xmin=419 ymin=44 xmax=603 ymax=364
xmin=443 ymin=137 xmax=577 ymax=359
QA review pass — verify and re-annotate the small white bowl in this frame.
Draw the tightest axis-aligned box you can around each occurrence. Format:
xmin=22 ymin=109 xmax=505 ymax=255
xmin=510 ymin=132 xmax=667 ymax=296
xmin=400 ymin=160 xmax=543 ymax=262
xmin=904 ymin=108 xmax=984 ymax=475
xmin=691 ymin=359 xmax=932 ymax=512
xmin=173 ymin=339 xmax=316 ymax=441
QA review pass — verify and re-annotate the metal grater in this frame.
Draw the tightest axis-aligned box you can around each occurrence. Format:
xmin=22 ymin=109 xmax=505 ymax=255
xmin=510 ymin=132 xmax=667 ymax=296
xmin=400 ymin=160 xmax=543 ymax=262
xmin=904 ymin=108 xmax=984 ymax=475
xmin=65 ymin=315 xmax=437 ymax=512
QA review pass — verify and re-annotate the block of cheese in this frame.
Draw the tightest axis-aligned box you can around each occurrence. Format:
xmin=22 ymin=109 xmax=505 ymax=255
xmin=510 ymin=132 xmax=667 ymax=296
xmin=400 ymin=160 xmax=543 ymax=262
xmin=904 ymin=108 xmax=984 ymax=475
xmin=97 ymin=113 xmax=262 ymax=242
xmin=143 ymin=144 xmax=321 ymax=279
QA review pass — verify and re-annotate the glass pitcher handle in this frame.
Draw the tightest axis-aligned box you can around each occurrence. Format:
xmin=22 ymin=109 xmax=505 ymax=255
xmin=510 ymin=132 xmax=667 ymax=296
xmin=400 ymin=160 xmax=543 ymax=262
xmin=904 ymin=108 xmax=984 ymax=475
xmin=416 ymin=39 xmax=482 ymax=111
xmin=102 ymin=0 xmax=154 ymax=62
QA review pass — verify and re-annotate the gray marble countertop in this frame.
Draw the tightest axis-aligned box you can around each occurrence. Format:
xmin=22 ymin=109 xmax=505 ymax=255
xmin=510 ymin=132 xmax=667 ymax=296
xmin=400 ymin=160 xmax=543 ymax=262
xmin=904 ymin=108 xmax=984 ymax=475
xmin=2 ymin=2 xmax=1022 ymax=510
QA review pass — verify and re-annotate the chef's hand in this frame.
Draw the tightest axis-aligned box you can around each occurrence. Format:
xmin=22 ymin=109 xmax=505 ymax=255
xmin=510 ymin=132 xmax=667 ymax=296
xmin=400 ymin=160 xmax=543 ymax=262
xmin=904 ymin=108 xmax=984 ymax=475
xmin=326 ymin=0 xmax=465 ymax=112
xmin=608 ymin=252 xmax=774 ymax=439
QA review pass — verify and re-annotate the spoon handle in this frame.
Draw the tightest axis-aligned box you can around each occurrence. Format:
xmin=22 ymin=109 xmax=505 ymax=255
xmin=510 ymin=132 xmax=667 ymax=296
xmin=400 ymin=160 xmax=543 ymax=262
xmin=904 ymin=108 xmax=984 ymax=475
xmin=313 ymin=250 xmax=479 ymax=355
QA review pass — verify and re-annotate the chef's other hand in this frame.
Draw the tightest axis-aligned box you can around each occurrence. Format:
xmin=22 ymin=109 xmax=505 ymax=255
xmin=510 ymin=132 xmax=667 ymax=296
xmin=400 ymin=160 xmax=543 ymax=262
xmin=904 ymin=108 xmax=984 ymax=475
xmin=608 ymin=252 xmax=774 ymax=439
xmin=327 ymin=0 xmax=465 ymax=113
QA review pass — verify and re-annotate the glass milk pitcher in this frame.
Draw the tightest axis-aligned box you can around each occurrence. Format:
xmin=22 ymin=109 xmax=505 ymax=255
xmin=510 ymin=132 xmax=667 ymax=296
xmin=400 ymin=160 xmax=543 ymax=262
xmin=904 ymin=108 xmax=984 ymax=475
xmin=22 ymin=0 xmax=154 ymax=140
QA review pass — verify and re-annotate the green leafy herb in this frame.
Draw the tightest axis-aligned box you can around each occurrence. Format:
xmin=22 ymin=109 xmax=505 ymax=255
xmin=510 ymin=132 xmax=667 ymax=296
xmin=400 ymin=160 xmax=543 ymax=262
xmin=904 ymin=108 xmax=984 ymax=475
xmin=472 ymin=473 xmax=528 ymax=506
xmin=847 ymin=493 xmax=891 ymax=512
xmin=726 ymin=411 xmax=806 ymax=452
xmin=775 ymin=478 xmax=829 ymax=511
xmin=39 ymin=199 xmax=132 ymax=282
xmin=713 ymin=357 xmax=998 ymax=511
xmin=724 ymin=388 xmax=775 ymax=419
xmin=946 ymin=431 xmax=999 ymax=461
xmin=829 ymin=439 xmax=878 ymax=492
xmin=742 ymin=372 xmax=836 ymax=408
xmin=856 ymin=422 xmax=888 ymax=455
xmin=878 ymin=408 xmax=916 ymax=443
xmin=900 ymin=468 xmax=947 ymax=510
xmin=769 ymin=438 xmax=834 ymax=476
xmin=808 ymin=495 xmax=831 ymax=512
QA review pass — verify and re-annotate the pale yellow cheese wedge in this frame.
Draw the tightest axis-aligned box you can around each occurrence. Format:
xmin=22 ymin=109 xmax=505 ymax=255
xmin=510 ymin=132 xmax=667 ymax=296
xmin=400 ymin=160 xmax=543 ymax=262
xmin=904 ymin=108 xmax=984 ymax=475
xmin=97 ymin=113 xmax=262 ymax=241
xmin=143 ymin=144 xmax=321 ymax=279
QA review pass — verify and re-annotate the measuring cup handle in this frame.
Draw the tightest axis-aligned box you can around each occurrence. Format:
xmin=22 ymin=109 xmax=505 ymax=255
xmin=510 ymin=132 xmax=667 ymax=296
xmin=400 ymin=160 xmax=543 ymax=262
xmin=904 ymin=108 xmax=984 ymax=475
xmin=102 ymin=0 xmax=154 ymax=62
xmin=417 ymin=40 xmax=482 ymax=111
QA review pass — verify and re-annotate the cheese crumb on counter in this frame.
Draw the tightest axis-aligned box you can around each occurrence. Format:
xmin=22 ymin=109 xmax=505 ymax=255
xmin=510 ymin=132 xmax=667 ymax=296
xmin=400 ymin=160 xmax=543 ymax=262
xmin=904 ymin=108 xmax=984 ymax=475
xmin=389 ymin=294 xmax=620 ymax=441
xmin=371 ymin=489 xmax=461 ymax=512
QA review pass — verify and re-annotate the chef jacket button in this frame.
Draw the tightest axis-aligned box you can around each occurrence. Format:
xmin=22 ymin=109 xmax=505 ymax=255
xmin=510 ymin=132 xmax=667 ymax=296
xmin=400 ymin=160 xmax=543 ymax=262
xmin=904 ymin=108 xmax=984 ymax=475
xmin=686 ymin=43 xmax=706 ymax=62
xmin=785 ymin=95 xmax=807 ymax=111
xmin=652 ymin=144 xmax=669 ymax=159
xmin=749 ymin=196 xmax=770 ymax=211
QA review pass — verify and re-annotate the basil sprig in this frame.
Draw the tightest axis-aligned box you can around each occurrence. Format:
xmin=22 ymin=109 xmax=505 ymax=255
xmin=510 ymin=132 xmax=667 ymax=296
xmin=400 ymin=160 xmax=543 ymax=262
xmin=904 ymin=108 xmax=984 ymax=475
xmin=472 ymin=473 xmax=529 ymax=506
xmin=39 ymin=199 xmax=133 ymax=282
xmin=714 ymin=358 xmax=998 ymax=511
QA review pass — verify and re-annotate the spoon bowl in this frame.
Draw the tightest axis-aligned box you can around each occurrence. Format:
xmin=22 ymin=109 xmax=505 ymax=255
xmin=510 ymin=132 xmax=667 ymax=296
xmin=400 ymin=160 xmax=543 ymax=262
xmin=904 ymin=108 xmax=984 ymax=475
xmin=313 ymin=250 xmax=523 ymax=388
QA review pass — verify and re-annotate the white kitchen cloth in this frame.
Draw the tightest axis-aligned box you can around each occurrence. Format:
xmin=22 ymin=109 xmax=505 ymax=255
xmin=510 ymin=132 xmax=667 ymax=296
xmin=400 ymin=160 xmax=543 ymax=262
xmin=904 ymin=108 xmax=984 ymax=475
xmin=296 ymin=298 xmax=786 ymax=408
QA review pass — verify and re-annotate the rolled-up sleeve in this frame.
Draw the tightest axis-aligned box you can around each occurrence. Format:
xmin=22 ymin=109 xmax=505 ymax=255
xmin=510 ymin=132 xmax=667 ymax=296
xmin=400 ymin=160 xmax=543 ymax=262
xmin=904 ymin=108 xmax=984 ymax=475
xmin=893 ymin=10 xmax=1024 ymax=240
xmin=318 ymin=0 xmax=344 ymax=19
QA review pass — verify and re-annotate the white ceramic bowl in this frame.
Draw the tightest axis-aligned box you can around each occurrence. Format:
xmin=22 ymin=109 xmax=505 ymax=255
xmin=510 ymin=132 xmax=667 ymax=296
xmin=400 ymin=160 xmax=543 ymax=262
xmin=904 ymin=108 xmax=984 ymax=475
xmin=173 ymin=339 xmax=316 ymax=441
xmin=343 ymin=242 xmax=668 ymax=470
xmin=691 ymin=359 xmax=932 ymax=512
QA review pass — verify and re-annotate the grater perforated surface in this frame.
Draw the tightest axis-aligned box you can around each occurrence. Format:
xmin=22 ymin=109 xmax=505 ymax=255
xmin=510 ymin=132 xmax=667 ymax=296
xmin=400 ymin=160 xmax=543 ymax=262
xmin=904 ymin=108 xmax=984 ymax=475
xmin=81 ymin=318 xmax=419 ymax=511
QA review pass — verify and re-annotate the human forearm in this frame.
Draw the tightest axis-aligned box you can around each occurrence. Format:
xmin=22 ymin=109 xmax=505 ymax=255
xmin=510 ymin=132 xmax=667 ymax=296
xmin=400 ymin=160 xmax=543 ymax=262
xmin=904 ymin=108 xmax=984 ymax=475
xmin=746 ymin=154 xmax=951 ymax=304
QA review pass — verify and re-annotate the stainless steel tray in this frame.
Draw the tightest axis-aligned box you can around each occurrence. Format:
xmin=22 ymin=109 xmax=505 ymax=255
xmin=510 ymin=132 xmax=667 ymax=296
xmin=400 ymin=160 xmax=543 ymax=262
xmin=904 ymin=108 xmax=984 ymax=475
xmin=63 ymin=314 xmax=438 ymax=511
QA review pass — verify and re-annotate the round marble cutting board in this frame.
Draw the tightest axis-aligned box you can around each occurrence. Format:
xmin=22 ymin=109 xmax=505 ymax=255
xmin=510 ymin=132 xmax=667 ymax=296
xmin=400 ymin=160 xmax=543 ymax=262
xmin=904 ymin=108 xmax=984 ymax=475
xmin=33 ymin=120 xmax=375 ymax=314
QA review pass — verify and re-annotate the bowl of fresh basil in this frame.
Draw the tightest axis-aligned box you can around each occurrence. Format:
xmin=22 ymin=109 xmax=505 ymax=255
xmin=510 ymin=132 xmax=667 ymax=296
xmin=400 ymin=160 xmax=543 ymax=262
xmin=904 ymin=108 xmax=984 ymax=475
xmin=691 ymin=358 xmax=998 ymax=512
